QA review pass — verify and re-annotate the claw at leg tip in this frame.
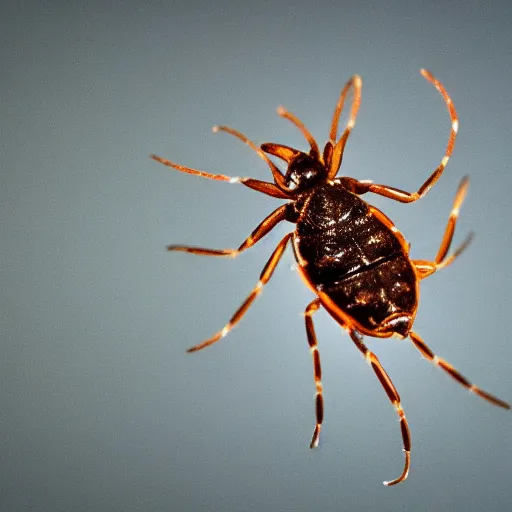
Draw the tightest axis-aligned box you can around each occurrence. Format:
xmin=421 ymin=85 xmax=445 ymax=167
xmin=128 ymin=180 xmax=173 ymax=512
xmin=309 ymin=428 xmax=320 ymax=449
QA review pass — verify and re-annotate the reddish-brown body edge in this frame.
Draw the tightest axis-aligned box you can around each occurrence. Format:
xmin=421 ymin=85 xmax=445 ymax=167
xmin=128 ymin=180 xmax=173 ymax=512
xmin=291 ymin=182 xmax=420 ymax=339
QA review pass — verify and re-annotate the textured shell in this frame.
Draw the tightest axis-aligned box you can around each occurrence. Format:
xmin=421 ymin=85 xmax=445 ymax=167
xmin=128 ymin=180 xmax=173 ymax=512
xmin=293 ymin=182 xmax=418 ymax=335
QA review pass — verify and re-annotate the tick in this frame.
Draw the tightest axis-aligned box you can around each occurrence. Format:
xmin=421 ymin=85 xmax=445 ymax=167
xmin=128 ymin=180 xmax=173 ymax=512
xmin=152 ymin=70 xmax=510 ymax=486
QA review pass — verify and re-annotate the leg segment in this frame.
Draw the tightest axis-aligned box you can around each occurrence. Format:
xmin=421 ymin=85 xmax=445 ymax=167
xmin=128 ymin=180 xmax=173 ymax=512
xmin=212 ymin=125 xmax=291 ymax=193
xmin=152 ymin=154 xmax=289 ymax=199
xmin=345 ymin=70 xmax=459 ymax=203
xmin=327 ymin=75 xmax=363 ymax=180
xmin=261 ymin=142 xmax=300 ymax=164
xmin=277 ymin=106 xmax=320 ymax=158
xmin=152 ymin=124 xmax=293 ymax=198
xmin=304 ymin=299 xmax=324 ymax=449
xmin=433 ymin=175 xmax=468 ymax=263
xmin=186 ymin=233 xmax=292 ymax=352
xmin=167 ymin=203 xmax=289 ymax=257
xmin=409 ymin=331 xmax=510 ymax=409
xmin=349 ymin=329 xmax=411 ymax=486
xmin=413 ymin=177 xmax=473 ymax=279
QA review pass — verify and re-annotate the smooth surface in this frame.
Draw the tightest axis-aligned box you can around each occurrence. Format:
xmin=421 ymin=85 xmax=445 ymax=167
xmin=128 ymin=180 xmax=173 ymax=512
xmin=1 ymin=1 xmax=511 ymax=511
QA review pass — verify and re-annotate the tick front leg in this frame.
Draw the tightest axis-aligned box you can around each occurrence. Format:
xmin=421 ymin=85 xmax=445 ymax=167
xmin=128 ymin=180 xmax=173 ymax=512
xmin=346 ymin=70 xmax=459 ymax=203
xmin=186 ymin=233 xmax=292 ymax=352
xmin=349 ymin=329 xmax=411 ymax=486
xmin=409 ymin=331 xmax=510 ymax=409
xmin=327 ymin=75 xmax=363 ymax=179
xmin=304 ymin=299 xmax=324 ymax=449
xmin=153 ymin=123 xmax=295 ymax=198
xmin=276 ymin=106 xmax=320 ymax=159
xmin=152 ymin=154 xmax=290 ymax=199
xmin=167 ymin=203 xmax=289 ymax=257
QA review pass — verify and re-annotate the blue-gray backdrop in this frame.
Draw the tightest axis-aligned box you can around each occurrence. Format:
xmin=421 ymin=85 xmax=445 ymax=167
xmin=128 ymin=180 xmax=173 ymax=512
xmin=1 ymin=1 xmax=511 ymax=511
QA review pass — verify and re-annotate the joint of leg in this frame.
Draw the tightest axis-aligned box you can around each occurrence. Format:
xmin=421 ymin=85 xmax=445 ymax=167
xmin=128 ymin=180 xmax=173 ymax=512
xmin=305 ymin=301 xmax=320 ymax=316
xmin=451 ymin=207 xmax=460 ymax=218
xmin=237 ymin=239 xmax=252 ymax=252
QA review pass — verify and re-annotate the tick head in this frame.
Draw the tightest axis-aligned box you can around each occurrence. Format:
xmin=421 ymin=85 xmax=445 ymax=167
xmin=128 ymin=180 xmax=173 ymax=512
xmin=284 ymin=152 xmax=327 ymax=191
xmin=261 ymin=143 xmax=327 ymax=193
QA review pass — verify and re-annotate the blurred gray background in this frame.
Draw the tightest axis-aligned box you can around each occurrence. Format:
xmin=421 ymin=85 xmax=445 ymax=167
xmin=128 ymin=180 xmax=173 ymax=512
xmin=1 ymin=1 xmax=511 ymax=511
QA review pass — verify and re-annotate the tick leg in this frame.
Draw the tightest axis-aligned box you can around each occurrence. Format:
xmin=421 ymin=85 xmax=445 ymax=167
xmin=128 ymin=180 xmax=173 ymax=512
xmin=152 ymin=154 xmax=290 ymax=199
xmin=186 ymin=233 xmax=292 ymax=352
xmin=212 ymin=125 xmax=292 ymax=193
xmin=413 ymin=177 xmax=473 ymax=279
xmin=409 ymin=331 xmax=510 ymax=409
xmin=276 ymin=106 xmax=320 ymax=158
xmin=327 ymin=75 xmax=363 ymax=179
xmin=168 ymin=203 xmax=289 ymax=257
xmin=153 ymin=124 xmax=293 ymax=197
xmin=304 ymin=298 xmax=324 ymax=449
xmin=349 ymin=329 xmax=411 ymax=486
xmin=349 ymin=70 xmax=459 ymax=203
xmin=261 ymin=142 xmax=300 ymax=164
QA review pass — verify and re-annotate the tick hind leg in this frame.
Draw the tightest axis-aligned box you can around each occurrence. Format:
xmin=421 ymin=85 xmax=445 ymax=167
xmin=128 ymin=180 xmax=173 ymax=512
xmin=409 ymin=331 xmax=510 ymax=409
xmin=304 ymin=299 xmax=324 ymax=449
xmin=414 ymin=176 xmax=473 ymax=279
xmin=348 ymin=329 xmax=411 ymax=486
xmin=185 ymin=233 xmax=292 ymax=352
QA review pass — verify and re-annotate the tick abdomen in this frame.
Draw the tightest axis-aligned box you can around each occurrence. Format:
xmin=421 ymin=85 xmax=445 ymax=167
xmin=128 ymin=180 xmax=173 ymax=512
xmin=295 ymin=183 xmax=417 ymax=332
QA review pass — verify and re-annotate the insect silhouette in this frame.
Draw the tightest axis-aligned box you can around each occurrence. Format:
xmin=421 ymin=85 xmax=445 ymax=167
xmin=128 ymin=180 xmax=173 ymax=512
xmin=152 ymin=69 xmax=510 ymax=486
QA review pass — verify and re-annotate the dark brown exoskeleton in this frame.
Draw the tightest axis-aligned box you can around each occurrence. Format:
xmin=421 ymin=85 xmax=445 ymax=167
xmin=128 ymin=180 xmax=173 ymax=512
xmin=152 ymin=70 xmax=510 ymax=486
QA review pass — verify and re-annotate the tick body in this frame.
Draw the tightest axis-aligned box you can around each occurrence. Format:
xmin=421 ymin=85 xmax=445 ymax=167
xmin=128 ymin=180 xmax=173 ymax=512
xmin=292 ymin=181 xmax=418 ymax=338
xmin=153 ymin=70 xmax=510 ymax=486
